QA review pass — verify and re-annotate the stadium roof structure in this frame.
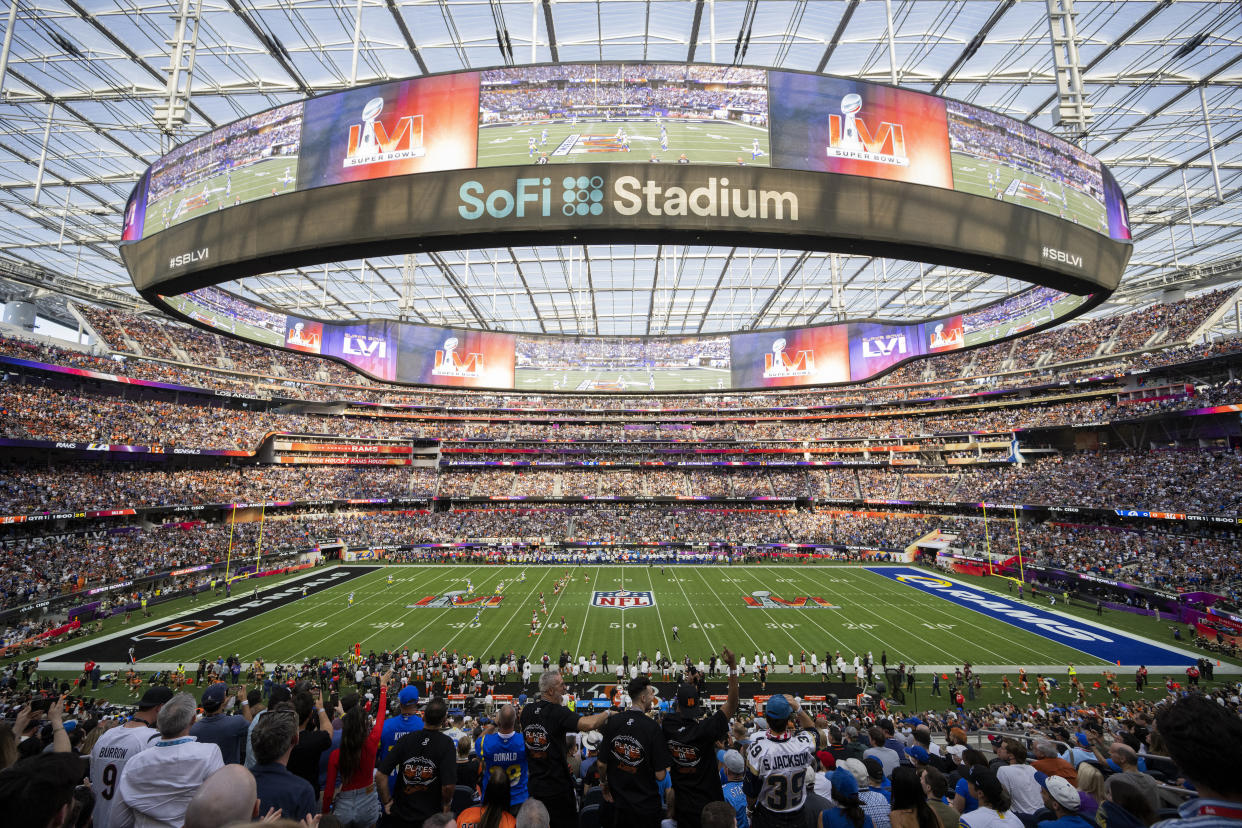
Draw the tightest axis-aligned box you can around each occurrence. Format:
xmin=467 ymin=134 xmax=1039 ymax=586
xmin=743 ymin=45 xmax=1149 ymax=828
xmin=0 ymin=0 xmax=1240 ymax=338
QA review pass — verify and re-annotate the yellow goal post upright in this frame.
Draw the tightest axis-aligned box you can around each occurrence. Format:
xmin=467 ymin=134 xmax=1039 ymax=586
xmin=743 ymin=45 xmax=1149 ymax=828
xmin=980 ymin=500 xmax=1028 ymax=588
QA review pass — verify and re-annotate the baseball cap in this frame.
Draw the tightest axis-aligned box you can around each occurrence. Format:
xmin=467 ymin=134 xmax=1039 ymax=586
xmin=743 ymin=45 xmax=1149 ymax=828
xmin=399 ymin=685 xmax=420 ymax=706
xmin=816 ymin=750 xmax=838 ymax=770
xmin=137 ymin=686 xmax=174 ymax=710
xmin=201 ymin=683 xmax=228 ymax=710
xmin=765 ymin=694 xmax=793 ymax=720
xmin=582 ymin=731 xmax=603 ymax=751
xmin=863 ymin=757 xmax=885 ymax=781
xmin=676 ymin=683 xmax=701 ymax=713
xmin=722 ymin=750 xmax=745 ymax=774
xmin=830 ymin=767 xmax=860 ymax=798
xmin=965 ymin=766 xmax=1005 ymax=803
xmin=907 ymin=746 xmax=930 ymax=764
xmin=1036 ymin=772 xmax=1081 ymax=811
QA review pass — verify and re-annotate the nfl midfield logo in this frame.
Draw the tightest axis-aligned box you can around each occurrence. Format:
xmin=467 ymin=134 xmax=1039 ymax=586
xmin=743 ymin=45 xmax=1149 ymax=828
xmin=592 ymin=590 xmax=655 ymax=609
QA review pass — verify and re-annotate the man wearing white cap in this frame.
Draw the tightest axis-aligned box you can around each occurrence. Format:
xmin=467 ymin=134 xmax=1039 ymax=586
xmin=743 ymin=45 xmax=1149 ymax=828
xmin=1035 ymin=772 xmax=1092 ymax=828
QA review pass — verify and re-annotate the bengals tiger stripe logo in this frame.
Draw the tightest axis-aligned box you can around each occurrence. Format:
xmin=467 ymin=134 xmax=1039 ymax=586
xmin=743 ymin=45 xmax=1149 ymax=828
xmin=132 ymin=620 xmax=221 ymax=642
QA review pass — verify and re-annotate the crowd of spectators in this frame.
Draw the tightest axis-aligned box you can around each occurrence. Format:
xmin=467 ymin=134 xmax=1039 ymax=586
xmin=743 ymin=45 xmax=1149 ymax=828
xmin=147 ymin=102 xmax=302 ymax=203
xmin=974 ymin=451 xmax=1242 ymax=514
xmin=0 ymin=465 xmax=436 ymax=513
xmin=0 ymin=631 xmax=1235 ymax=828
xmin=4 ymin=287 xmax=1234 ymax=420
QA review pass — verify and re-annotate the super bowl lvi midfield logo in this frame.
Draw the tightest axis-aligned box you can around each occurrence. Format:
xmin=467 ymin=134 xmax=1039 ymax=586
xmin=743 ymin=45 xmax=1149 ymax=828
xmin=592 ymin=589 xmax=655 ymax=609
xmin=743 ymin=591 xmax=838 ymax=609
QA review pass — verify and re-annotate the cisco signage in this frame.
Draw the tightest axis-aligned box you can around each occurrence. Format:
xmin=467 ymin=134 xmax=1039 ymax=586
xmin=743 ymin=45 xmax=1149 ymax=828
xmin=120 ymin=62 xmax=1130 ymax=393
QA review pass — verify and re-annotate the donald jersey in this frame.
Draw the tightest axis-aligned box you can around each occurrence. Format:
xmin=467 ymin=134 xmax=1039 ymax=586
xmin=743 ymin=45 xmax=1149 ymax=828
xmin=743 ymin=729 xmax=822 ymax=818
xmin=478 ymin=730 xmax=529 ymax=806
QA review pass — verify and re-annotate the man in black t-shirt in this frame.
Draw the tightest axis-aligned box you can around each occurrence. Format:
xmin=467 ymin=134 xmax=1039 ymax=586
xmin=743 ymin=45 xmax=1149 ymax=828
xmin=378 ymin=697 xmax=457 ymax=828
xmin=520 ymin=667 xmax=613 ymax=828
xmin=600 ymin=675 xmax=673 ymax=828
xmin=662 ymin=648 xmax=740 ymax=828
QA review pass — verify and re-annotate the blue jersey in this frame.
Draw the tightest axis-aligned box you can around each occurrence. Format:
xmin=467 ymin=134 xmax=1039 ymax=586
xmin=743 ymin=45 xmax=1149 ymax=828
xmin=479 ymin=731 xmax=529 ymax=805
xmin=379 ymin=713 xmax=425 ymax=759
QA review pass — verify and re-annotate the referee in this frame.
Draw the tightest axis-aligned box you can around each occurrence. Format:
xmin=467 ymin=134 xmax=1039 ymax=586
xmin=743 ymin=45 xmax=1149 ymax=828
xmin=662 ymin=648 xmax=741 ymax=828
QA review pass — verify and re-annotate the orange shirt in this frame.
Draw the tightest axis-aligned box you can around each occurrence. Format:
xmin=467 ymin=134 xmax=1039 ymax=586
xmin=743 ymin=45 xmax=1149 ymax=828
xmin=456 ymin=806 xmax=517 ymax=828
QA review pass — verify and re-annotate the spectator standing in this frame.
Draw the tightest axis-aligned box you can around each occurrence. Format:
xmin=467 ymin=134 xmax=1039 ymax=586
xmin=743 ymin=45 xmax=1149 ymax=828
xmin=111 ymin=693 xmax=225 ymax=828
xmin=288 ymin=687 xmax=334 ymax=795
xmin=662 ymin=648 xmax=740 ymax=828
xmin=743 ymin=693 xmax=825 ymax=828
xmin=479 ymin=704 xmax=528 ymax=812
xmin=519 ymin=668 xmax=613 ymax=828
xmin=251 ymin=705 xmax=317 ymax=822
xmin=190 ymin=682 xmax=252 ymax=765
xmin=599 ymin=675 xmax=673 ymax=828
xmin=377 ymin=697 xmax=458 ymax=828
xmin=89 ymin=686 xmax=171 ymax=828
xmin=323 ymin=669 xmax=391 ymax=826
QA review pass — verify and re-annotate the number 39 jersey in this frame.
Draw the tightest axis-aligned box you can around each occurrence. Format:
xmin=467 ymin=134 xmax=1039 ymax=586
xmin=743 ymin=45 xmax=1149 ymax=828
xmin=743 ymin=729 xmax=821 ymax=814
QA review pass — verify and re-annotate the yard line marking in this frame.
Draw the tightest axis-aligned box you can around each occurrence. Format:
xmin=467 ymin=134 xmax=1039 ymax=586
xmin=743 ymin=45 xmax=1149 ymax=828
xmin=668 ymin=565 xmax=716 ymax=653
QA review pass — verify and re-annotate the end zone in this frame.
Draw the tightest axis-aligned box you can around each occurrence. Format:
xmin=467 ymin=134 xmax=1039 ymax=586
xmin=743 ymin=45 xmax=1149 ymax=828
xmin=867 ymin=566 xmax=1211 ymax=670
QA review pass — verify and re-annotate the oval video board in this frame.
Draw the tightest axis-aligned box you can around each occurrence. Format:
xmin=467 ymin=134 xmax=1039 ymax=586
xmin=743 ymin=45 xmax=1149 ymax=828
xmin=119 ymin=63 xmax=1131 ymax=393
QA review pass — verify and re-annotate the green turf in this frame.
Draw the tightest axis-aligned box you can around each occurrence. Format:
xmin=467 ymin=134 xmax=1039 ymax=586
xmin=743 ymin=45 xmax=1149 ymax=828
xmin=93 ymin=564 xmax=1176 ymax=671
xmin=950 ymin=153 xmax=1108 ymax=235
xmin=514 ymin=367 xmax=731 ymax=392
xmin=478 ymin=119 xmax=770 ymax=167
xmin=963 ymin=292 xmax=1090 ymax=347
xmin=145 ymin=155 xmax=298 ymax=238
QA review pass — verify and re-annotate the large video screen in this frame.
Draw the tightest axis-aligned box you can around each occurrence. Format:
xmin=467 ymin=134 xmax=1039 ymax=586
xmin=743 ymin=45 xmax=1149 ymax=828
xmin=298 ymin=73 xmax=480 ymax=190
xmin=515 ymin=334 xmax=730 ymax=392
xmin=768 ymin=71 xmax=953 ymax=188
xmin=123 ymin=63 xmax=1130 ymax=245
xmin=164 ymin=284 xmax=1089 ymax=391
xmin=145 ymin=102 xmax=302 ymax=235
xmin=946 ymin=100 xmax=1108 ymax=235
xmin=478 ymin=64 xmax=769 ymax=167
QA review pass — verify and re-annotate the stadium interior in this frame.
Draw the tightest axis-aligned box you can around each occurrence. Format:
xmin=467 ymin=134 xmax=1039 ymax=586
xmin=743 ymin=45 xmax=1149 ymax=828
xmin=0 ymin=1 xmax=1241 ymax=826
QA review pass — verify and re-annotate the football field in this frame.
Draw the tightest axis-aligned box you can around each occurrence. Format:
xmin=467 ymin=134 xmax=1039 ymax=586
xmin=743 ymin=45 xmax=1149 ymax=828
xmin=145 ymin=156 xmax=298 ymax=236
xmin=478 ymin=119 xmax=770 ymax=167
xmin=44 ymin=564 xmax=1204 ymax=676
xmin=515 ymin=366 xmax=730 ymax=392
xmin=950 ymin=152 xmax=1108 ymax=235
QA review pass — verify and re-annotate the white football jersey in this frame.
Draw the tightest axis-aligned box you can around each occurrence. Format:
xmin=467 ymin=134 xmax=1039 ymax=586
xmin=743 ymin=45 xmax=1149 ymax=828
xmin=743 ymin=730 xmax=821 ymax=814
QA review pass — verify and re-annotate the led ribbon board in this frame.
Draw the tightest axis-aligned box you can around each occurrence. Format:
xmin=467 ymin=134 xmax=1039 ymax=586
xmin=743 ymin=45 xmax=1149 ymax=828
xmin=120 ymin=63 xmax=1130 ymax=393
